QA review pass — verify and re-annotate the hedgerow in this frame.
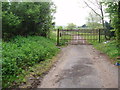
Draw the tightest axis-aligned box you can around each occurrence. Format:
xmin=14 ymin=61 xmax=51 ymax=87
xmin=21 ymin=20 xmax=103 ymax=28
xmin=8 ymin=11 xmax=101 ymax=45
xmin=2 ymin=2 xmax=56 ymax=40
xmin=2 ymin=36 xmax=59 ymax=88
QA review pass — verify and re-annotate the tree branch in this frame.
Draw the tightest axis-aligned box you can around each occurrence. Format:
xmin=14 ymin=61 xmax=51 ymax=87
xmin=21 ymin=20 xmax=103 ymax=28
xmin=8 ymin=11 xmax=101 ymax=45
xmin=84 ymin=1 xmax=102 ymax=18
xmin=88 ymin=0 xmax=100 ymax=9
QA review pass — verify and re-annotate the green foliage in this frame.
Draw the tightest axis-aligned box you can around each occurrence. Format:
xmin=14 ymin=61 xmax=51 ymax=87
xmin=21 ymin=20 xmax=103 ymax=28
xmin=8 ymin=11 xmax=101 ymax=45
xmin=49 ymin=31 xmax=57 ymax=42
xmin=66 ymin=23 xmax=76 ymax=30
xmin=94 ymin=40 xmax=119 ymax=60
xmin=105 ymin=2 xmax=120 ymax=50
xmin=2 ymin=2 xmax=56 ymax=40
xmin=86 ymin=11 xmax=102 ymax=29
xmin=2 ymin=36 xmax=59 ymax=88
xmin=87 ymin=22 xmax=102 ymax=29
xmin=59 ymin=35 xmax=71 ymax=46
xmin=0 ymin=39 xmax=2 ymax=87
xmin=2 ymin=11 xmax=21 ymax=27
xmin=2 ymin=11 xmax=22 ymax=39
xmin=56 ymin=26 xmax=63 ymax=30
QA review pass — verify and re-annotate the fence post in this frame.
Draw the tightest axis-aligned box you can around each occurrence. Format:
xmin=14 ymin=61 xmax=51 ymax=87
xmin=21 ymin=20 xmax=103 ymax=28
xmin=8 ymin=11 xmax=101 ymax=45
xmin=57 ymin=29 xmax=60 ymax=46
xmin=99 ymin=29 xmax=101 ymax=43
xmin=104 ymin=28 xmax=107 ymax=40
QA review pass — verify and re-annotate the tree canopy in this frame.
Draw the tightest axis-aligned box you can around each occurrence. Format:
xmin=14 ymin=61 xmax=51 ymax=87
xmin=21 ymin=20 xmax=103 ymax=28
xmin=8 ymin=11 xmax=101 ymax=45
xmin=66 ymin=23 xmax=76 ymax=30
xmin=86 ymin=11 xmax=102 ymax=29
xmin=2 ymin=2 xmax=56 ymax=40
xmin=105 ymin=2 xmax=120 ymax=49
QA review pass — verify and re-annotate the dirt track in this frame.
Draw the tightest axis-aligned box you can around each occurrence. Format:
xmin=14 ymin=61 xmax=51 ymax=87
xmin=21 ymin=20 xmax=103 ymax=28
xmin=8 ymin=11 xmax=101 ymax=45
xmin=38 ymin=44 xmax=118 ymax=88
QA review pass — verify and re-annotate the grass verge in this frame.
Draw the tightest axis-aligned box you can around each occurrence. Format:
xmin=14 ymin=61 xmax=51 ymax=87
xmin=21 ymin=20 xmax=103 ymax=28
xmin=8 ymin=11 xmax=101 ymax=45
xmin=91 ymin=40 xmax=119 ymax=64
xmin=82 ymin=34 xmax=119 ymax=63
xmin=19 ymin=52 xmax=59 ymax=88
xmin=2 ymin=36 xmax=59 ymax=88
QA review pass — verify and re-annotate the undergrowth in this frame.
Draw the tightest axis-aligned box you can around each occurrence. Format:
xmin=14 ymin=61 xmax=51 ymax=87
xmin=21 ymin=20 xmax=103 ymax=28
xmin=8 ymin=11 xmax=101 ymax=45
xmin=2 ymin=36 xmax=59 ymax=88
xmin=93 ymin=40 xmax=119 ymax=63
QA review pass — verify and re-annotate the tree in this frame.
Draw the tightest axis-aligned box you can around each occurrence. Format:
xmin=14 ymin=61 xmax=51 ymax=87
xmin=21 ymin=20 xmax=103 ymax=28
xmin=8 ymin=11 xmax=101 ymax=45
xmin=104 ymin=21 xmax=115 ymax=39
xmin=81 ymin=24 xmax=87 ymax=28
xmin=84 ymin=0 xmax=109 ymax=39
xmin=84 ymin=0 xmax=105 ymax=28
xmin=117 ymin=1 xmax=120 ymax=50
xmin=2 ymin=1 xmax=56 ymax=40
xmin=86 ymin=11 xmax=102 ymax=29
xmin=56 ymin=26 xmax=63 ymax=30
xmin=66 ymin=23 xmax=76 ymax=30
xmin=105 ymin=1 xmax=120 ymax=51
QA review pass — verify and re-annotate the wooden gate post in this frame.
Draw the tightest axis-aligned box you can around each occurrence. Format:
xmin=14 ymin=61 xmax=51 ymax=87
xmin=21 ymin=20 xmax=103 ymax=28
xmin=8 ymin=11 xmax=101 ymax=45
xmin=99 ymin=29 xmax=101 ymax=43
xmin=57 ymin=29 xmax=60 ymax=46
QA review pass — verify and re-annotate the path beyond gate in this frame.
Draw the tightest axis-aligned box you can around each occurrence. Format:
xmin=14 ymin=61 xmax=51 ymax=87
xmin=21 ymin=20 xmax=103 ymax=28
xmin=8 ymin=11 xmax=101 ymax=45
xmin=57 ymin=29 xmax=105 ymax=45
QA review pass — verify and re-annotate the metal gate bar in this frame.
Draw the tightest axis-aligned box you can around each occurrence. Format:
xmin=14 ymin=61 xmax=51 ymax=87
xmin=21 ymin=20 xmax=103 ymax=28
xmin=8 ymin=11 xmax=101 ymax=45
xmin=57 ymin=29 xmax=105 ymax=46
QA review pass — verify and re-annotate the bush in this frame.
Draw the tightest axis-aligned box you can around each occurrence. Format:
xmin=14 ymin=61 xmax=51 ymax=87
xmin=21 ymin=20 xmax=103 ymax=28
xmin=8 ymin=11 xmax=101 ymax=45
xmin=2 ymin=2 xmax=56 ymax=40
xmin=2 ymin=36 xmax=59 ymax=88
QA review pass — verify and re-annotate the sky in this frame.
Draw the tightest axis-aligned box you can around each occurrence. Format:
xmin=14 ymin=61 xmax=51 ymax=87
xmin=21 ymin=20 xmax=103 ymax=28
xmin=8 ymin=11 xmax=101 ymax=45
xmin=52 ymin=0 xmax=109 ymax=26
xmin=52 ymin=0 xmax=91 ymax=26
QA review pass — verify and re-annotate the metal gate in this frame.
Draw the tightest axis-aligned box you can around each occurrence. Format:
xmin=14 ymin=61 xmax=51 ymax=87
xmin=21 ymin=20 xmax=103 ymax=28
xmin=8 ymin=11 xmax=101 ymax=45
xmin=57 ymin=29 xmax=105 ymax=45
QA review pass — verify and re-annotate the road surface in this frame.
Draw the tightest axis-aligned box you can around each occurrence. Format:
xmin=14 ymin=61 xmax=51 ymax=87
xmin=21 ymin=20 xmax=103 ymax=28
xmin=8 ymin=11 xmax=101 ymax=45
xmin=38 ymin=44 xmax=118 ymax=88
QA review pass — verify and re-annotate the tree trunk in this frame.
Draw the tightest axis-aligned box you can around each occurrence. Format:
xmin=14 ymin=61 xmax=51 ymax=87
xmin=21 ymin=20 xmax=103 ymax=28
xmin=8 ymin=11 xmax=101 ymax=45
xmin=99 ymin=3 xmax=107 ymax=40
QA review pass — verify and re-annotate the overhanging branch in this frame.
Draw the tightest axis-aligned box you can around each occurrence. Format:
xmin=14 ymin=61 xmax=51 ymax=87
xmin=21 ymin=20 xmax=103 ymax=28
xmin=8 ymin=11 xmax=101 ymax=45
xmin=84 ymin=1 xmax=102 ymax=18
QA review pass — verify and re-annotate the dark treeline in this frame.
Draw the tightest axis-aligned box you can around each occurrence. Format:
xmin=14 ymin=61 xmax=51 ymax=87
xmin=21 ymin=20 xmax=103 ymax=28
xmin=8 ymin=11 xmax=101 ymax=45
xmin=2 ymin=2 xmax=56 ymax=40
xmin=105 ymin=2 xmax=120 ymax=50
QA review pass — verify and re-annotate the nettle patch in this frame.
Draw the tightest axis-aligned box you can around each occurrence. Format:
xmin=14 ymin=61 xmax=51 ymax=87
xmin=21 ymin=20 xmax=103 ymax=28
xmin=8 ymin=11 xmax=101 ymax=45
xmin=2 ymin=36 xmax=59 ymax=88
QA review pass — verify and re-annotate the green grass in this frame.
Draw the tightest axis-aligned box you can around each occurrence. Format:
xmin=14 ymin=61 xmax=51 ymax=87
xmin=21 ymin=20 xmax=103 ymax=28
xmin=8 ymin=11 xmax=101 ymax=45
xmin=76 ymin=34 xmax=105 ymax=44
xmin=91 ymin=40 xmax=119 ymax=64
xmin=50 ymin=31 xmax=72 ymax=46
xmin=59 ymin=31 xmax=119 ymax=64
xmin=81 ymin=34 xmax=119 ymax=63
xmin=19 ymin=55 xmax=59 ymax=88
xmin=49 ymin=31 xmax=57 ymax=42
xmin=59 ymin=30 xmax=105 ymax=45
xmin=2 ymin=36 xmax=59 ymax=88
xmin=59 ymin=35 xmax=72 ymax=45
xmin=94 ymin=40 xmax=119 ymax=58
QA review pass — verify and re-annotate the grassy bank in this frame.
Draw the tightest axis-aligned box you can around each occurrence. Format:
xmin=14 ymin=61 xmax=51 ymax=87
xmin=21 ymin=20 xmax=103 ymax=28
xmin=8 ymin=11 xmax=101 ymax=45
xmin=2 ymin=36 xmax=59 ymax=88
xmin=91 ymin=40 xmax=119 ymax=63
xmin=94 ymin=40 xmax=118 ymax=58
xmin=81 ymin=34 xmax=119 ymax=62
